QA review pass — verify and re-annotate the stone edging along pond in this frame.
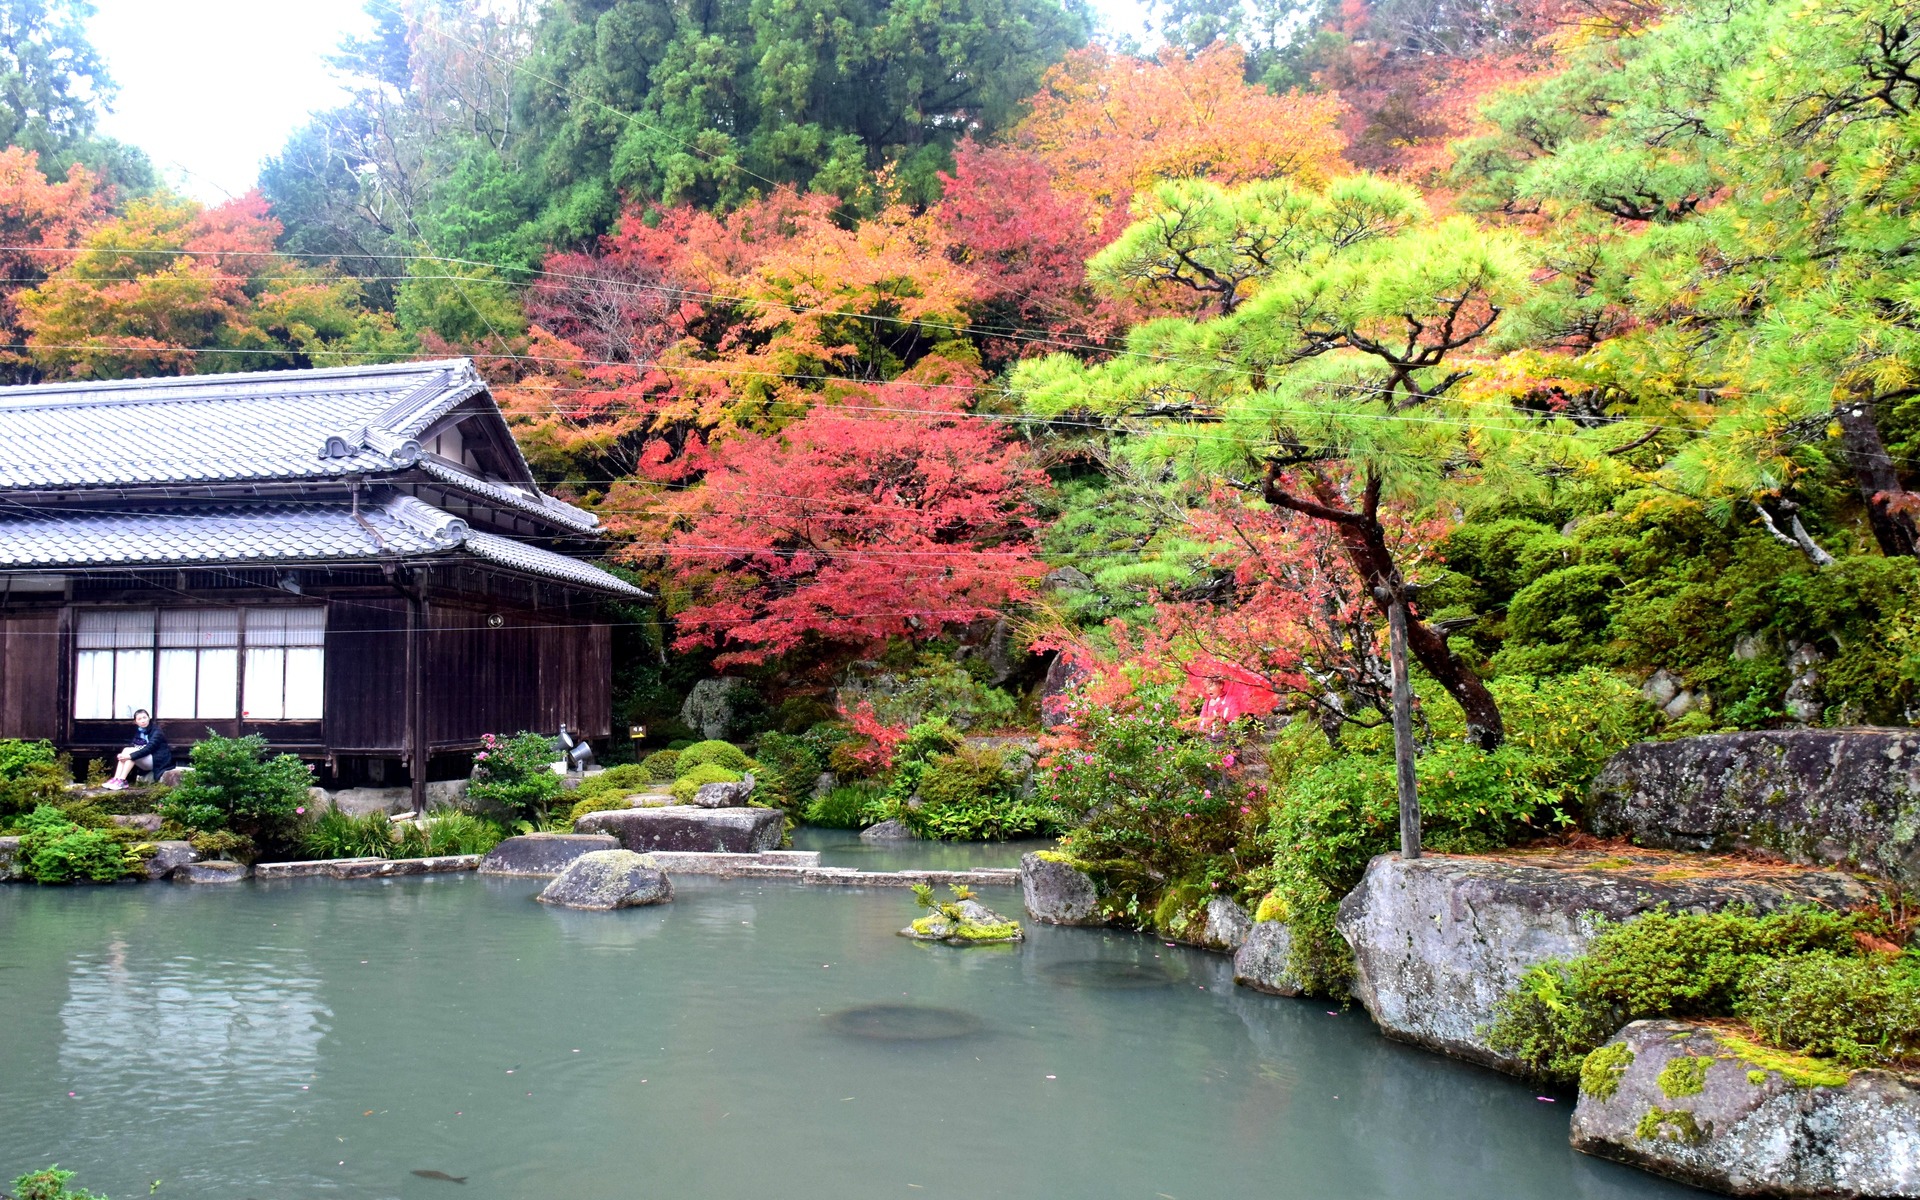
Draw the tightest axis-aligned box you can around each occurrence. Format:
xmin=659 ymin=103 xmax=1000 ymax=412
xmin=1024 ymin=845 xmax=1920 ymax=1200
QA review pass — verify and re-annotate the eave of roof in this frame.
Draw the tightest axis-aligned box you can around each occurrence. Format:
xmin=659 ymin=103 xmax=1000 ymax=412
xmin=0 ymin=491 xmax=646 ymax=599
xmin=0 ymin=358 xmax=599 ymax=533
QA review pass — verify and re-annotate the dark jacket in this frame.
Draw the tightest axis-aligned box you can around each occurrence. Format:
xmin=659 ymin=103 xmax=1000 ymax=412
xmin=129 ymin=724 xmax=173 ymax=774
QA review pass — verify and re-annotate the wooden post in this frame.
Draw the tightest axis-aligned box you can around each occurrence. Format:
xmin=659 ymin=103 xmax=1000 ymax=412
xmin=1375 ymin=584 xmax=1422 ymax=860
xmin=406 ymin=587 xmax=426 ymax=817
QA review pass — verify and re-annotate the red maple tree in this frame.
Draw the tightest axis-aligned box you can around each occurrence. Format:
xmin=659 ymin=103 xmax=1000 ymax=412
xmin=627 ymin=370 xmax=1046 ymax=667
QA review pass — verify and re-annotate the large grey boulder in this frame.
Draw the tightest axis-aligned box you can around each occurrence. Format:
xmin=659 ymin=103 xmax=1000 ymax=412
xmin=321 ymin=780 xmax=468 ymax=817
xmin=860 ymin=819 xmax=916 ymax=842
xmin=536 ymin=850 xmax=674 ymax=911
xmin=1020 ymin=852 xmax=1104 ymax=925
xmin=479 ymin=833 xmax=619 ymax=877
xmin=692 ymin=772 xmax=755 ymax=809
xmin=1233 ymin=920 xmax=1306 ymax=996
xmin=1570 ymin=1019 xmax=1920 ymax=1197
xmin=1335 ymin=851 xmax=1876 ymax=1074
xmin=0 ymin=835 xmax=21 ymax=881
xmin=172 ymin=860 xmax=249 ymax=884
xmin=1199 ymin=897 xmax=1252 ymax=951
xmin=681 ymin=677 xmax=752 ymax=741
xmin=139 ymin=841 xmax=201 ymax=880
xmin=574 ymin=805 xmax=783 ymax=854
xmin=1589 ymin=729 xmax=1920 ymax=885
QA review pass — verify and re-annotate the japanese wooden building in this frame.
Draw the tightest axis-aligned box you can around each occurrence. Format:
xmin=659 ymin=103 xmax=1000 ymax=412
xmin=0 ymin=358 xmax=645 ymax=804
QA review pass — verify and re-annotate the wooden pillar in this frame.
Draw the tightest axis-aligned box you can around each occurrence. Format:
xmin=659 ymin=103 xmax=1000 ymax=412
xmin=407 ymin=587 xmax=427 ymax=816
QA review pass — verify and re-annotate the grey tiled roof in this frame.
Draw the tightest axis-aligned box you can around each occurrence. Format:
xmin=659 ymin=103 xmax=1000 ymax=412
xmin=0 ymin=492 xmax=645 ymax=597
xmin=0 ymin=359 xmax=599 ymax=532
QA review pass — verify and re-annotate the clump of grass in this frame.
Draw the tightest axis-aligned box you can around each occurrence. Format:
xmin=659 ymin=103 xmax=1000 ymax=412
xmin=301 ymin=807 xmax=395 ymax=859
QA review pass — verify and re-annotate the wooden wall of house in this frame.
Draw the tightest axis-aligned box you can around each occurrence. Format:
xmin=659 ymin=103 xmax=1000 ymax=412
xmin=0 ymin=612 xmax=60 ymax=741
xmin=322 ymin=596 xmax=410 ymax=753
xmin=426 ymin=604 xmax=610 ymax=746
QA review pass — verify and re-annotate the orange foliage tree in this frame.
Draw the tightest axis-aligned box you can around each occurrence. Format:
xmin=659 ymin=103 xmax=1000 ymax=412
xmin=18 ymin=191 xmax=405 ymax=379
xmin=1014 ymin=43 xmax=1348 ymax=229
xmin=0 ymin=147 xmax=107 ymax=381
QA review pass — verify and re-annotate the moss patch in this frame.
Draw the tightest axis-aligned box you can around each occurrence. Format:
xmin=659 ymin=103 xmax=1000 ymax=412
xmin=1253 ymin=892 xmax=1289 ymax=924
xmin=1580 ymin=1042 xmax=1636 ymax=1100
xmin=1710 ymin=1029 xmax=1853 ymax=1089
xmin=1656 ymin=1054 xmax=1712 ymax=1098
xmin=1635 ymin=1106 xmax=1706 ymax=1145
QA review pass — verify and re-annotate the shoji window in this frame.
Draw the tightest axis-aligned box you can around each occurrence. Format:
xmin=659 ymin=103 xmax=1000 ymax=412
xmin=157 ymin=609 xmax=239 ymax=720
xmin=75 ymin=607 xmax=326 ymax=722
xmin=242 ymin=608 xmax=325 ymax=720
xmin=73 ymin=611 xmax=155 ymax=720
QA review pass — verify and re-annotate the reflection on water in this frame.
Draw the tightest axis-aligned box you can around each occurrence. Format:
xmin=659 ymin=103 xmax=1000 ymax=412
xmin=0 ymin=865 xmax=1705 ymax=1200
xmin=1040 ymin=958 xmax=1186 ymax=989
xmin=61 ymin=942 xmax=328 ymax=1107
xmin=791 ymin=827 xmax=1052 ymax=871
xmin=824 ymin=1003 xmax=984 ymax=1041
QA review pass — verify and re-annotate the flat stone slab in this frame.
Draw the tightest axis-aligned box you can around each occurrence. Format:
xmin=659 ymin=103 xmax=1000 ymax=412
xmin=574 ymin=805 xmax=784 ymax=854
xmin=172 ymin=860 xmax=250 ymax=883
xmin=1335 ymin=849 xmax=1878 ymax=1074
xmin=254 ymin=855 xmax=480 ymax=880
xmin=1571 ymin=1019 xmax=1920 ymax=1197
xmin=537 ymin=849 xmax=673 ymax=910
xmin=1590 ymin=729 xmax=1920 ymax=885
xmin=646 ymin=850 xmax=820 ymax=874
xmin=479 ymin=833 xmax=619 ymax=877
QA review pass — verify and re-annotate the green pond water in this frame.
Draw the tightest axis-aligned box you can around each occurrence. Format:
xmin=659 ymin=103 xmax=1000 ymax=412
xmin=0 ymin=860 xmax=1704 ymax=1200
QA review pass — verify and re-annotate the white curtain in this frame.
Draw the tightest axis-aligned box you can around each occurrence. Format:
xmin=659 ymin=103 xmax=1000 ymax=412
xmin=74 ymin=611 xmax=156 ymax=720
xmin=241 ymin=608 xmax=326 ymax=721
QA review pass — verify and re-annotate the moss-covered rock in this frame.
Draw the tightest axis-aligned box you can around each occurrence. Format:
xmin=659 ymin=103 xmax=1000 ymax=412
xmin=1570 ymin=1019 xmax=1920 ymax=1197
xmin=1588 ymin=729 xmax=1920 ymax=885
xmin=900 ymin=897 xmax=1025 ymax=945
xmin=1020 ymin=850 xmax=1104 ymax=926
xmin=535 ymin=849 xmax=674 ymax=911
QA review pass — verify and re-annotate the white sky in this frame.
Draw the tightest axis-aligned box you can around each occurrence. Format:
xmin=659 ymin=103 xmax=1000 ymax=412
xmin=87 ymin=0 xmax=1157 ymax=203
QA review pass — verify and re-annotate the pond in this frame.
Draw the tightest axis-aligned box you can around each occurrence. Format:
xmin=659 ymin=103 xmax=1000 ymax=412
xmin=0 ymin=861 xmax=1705 ymax=1199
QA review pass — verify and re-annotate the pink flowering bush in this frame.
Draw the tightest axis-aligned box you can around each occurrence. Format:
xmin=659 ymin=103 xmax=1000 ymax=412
xmin=466 ymin=730 xmax=565 ymax=822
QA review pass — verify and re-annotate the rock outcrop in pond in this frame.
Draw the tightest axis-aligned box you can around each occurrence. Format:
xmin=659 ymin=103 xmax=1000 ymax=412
xmin=1233 ymin=920 xmax=1307 ymax=997
xmin=479 ymin=833 xmax=619 ymax=877
xmin=1570 ymin=1019 xmax=1920 ymax=1198
xmin=536 ymin=850 xmax=674 ymax=910
xmin=900 ymin=897 xmax=1024 ymax=945
xmin=1589 ymin=729 xmax=1920 ymax=885
xmin=1335 ymin=850 xmax=1876 ymax=1074
xmin=574 ymin=805 xmax=783 ymax=854
xmin=1020 ymin=852 xmax=1104 ymax=925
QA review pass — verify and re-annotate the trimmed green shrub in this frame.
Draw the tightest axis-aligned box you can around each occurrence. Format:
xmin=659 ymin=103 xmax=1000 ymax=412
xmin=16 ymin=805 xmax=136 ymax=883
xmin=0 ymin=739 xmax=69 ymax=820
xmin=467 ymin=731 xmax=565 ymax=821
xmin=640 ymin=749 xmax=681 ymax=781
xmin=676 ymin=740 xmax=751 ymax=774
xmin=804 ymin=781 xmax=886 ymax=829
xmin=907 ymin=744 xmax=1063 ymax=841
xmin=1486 ymin=907 xmax=1871 ymax=1080
xmin=1738 ymin=952 xmax=1920 ymax=1066
xmin=671 ymin=763 xmax=743 ymax=803
xmin=302 ymin=807 xmax=395 ymax=859
xmin=752 ymin=731 xmax=824 ymax=813
xmin=567 ymin=793 xmax=634 ymax=825
xmin=568 ymin=764 xmax=651 ymax=804
xmin=160 ymin=732 xmax=311 ymax=850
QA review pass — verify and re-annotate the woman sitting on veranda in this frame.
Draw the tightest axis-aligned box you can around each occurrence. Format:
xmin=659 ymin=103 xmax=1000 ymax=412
xmin=102 ymin=709 xmax=172 ymax=790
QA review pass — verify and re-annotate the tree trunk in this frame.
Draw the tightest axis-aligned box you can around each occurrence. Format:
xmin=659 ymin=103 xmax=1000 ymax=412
xmin=1379 ymin=587 xmax=1422 ymax=859
xmin=1263 ymin=466 xmax=1507 ymax=751
xmin=1835 ymin=395 xmax=1919 ymax=559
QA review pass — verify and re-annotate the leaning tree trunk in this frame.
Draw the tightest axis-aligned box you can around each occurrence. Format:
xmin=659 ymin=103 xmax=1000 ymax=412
xmin=1264 ymin=466 xmax=1507 ymax=751
xmin=1834 ymin=392 xmax=1919 ymax=559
